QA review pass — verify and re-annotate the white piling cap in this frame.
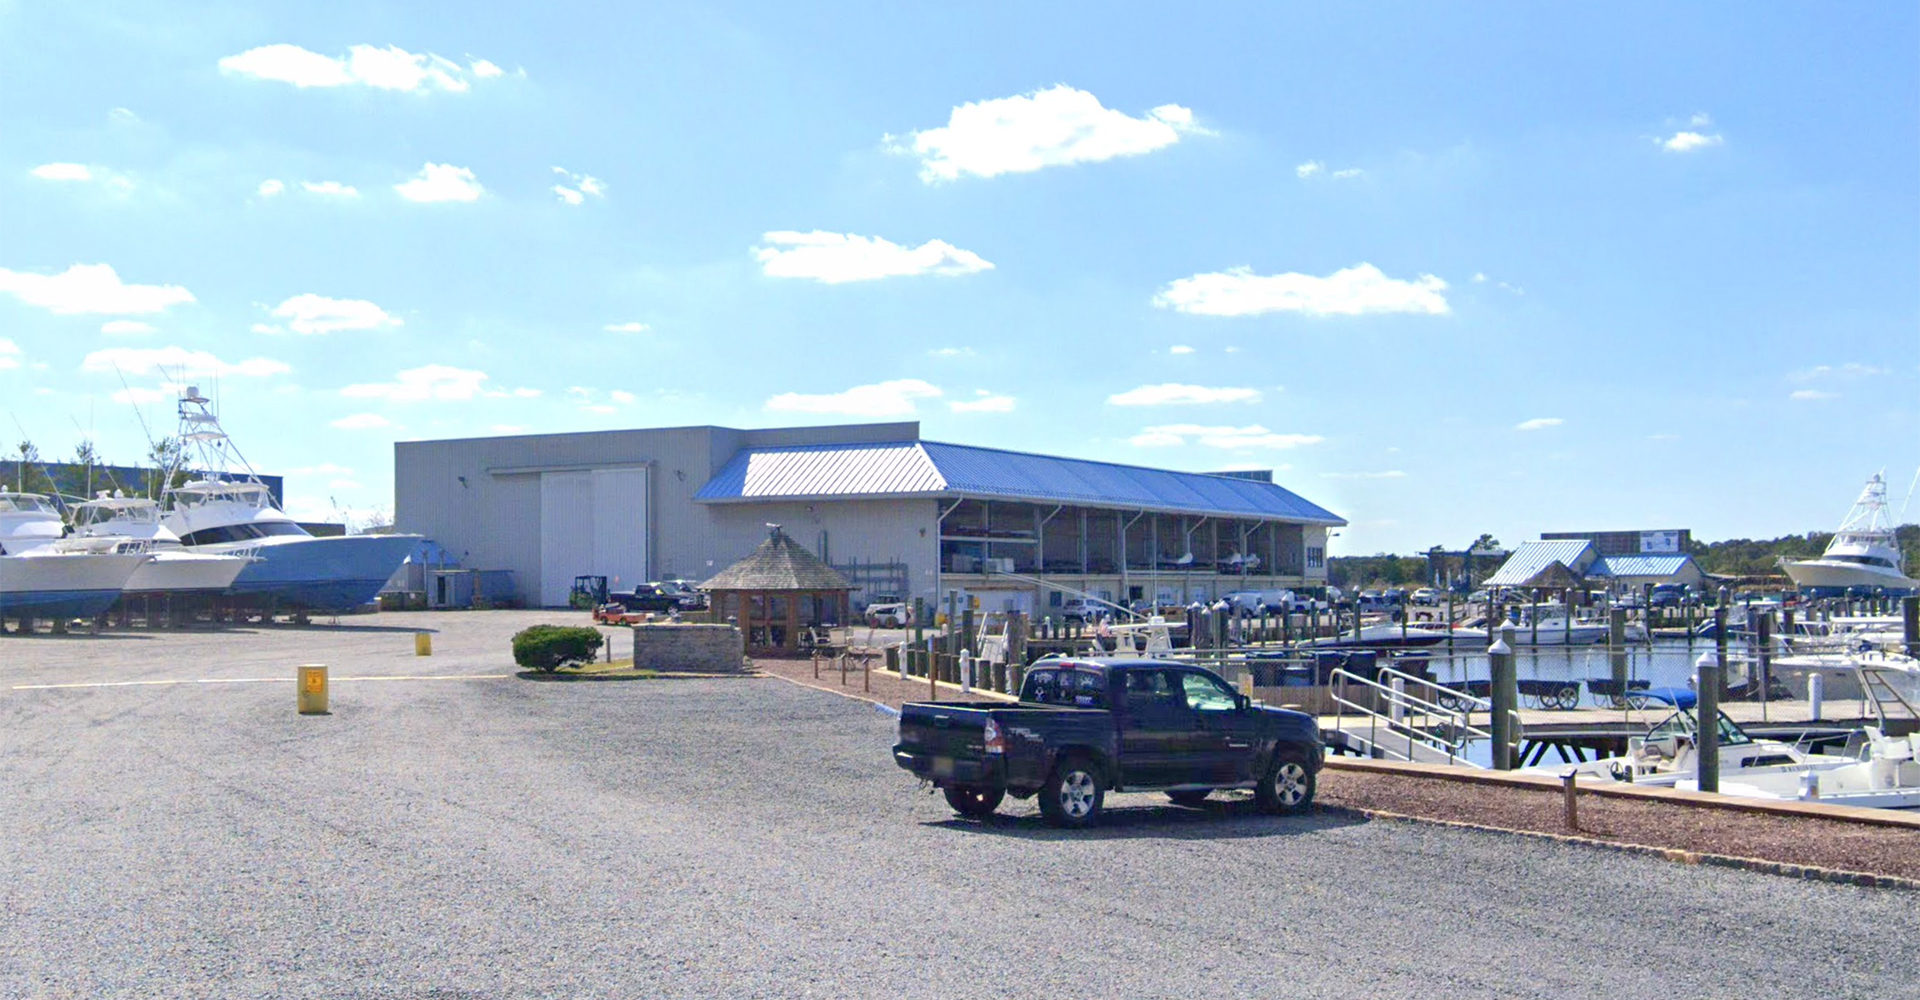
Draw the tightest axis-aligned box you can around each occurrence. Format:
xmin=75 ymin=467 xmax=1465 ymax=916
xmin=1489 ymin=638 xmax=1511 ymax=655
xmin=1694 ymin=649 xmax=1719 ymax=669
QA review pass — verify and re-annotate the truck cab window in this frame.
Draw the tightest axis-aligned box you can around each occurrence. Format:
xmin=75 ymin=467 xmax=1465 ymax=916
xmin=1024 ymin=669 xmax=1059 ymax=703
xmin=1072 ymin=670 xmax=1108 ymax=709
xmin=1182 ymin=672 xmax=1238 ymax=713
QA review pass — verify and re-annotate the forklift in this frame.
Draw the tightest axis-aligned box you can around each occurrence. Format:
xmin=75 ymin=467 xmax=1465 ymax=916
xmin=568 ymin=575 xmax=608 ymax=610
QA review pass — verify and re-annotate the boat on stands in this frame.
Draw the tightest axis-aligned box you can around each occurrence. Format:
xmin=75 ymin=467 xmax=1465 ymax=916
xmin=1300 ymin=622 xmax=1459 ymax=649
xmin=160 ymin=387 xmax=419 ymax=611
xmin=1782 ymin=473 xmax=1916 ymax=597
xmin=0 ymin=492 xmax=150 ymax=619
xmin=68 ymin=492 xmax=253 ymax=595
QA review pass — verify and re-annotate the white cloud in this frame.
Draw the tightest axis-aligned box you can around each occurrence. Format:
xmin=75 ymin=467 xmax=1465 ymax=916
xmin=1130 ymin=424 xmax=1323 ymax=450
xmin=930 ymin=347 xmax=975 ymax=358
xmin=1107 ymin=383 xmax=1261 ymax=406
xmin=267 ymin=293 xmax=402 ymax=335
xmin=1472 ymin=272 xmax=1488 ymax=283
xmin=31 ymin=163 xmax=93 ymax=182
xmin=551 ymin=167 xmax=605 ymax=205
xmin=1690 ymin=112 xmax=1713 ymax=127
xmin=81 ymin=345 xmax=290 ymax=378
xmin=111 ymin=387 xmax=166 ymax=404
xmin=342 ymin=364 xmax=489 ymax=401
xmin=603 ymin=322 xmax=650 ymax=333
xmin=1515 ymin=417 xmax=1563 ymax=430
xmin=100 ymin=320 xmax=155 ymax=336
xmin=1295 ymin=161 xmax=1323 ymax=179
xmin=1154 ymin=263 xmax=1449 ymax=317
xmin=302 ymin=180 xmax=359 ymax=197
xmin=258 ymin=178 xmax=286 ymax=197
xmin=218 ymin=44 xmax=495 ymax=92
xmin=1331 ymin=168 xmax=1363 ymax=179
xmin=609 ymin=389 xmax=637 ymax=404
xmin=1791 ymin=362 xmax=1889 ymax=381
xmin=0 ymin=338 xmax=18 ymax=370
xmin=950 ymin=392 xmax=1016 ymax=413
xmin=1789 ymin=389 xmax=1838 ymax=402
xmin=1168 ymin=345 xmax=1194 ymax=355
xmin=0 ymin=263 xmax=194 ymax=315
xmin=395 ymin=163 xmax=483 ymax=203
xmin=765 ymin=378 xmax=942 ymax=417
xmin=892 ymin=85 xmax=1206 ymax=182
xmin=754 ymin=231 xmax=992 ymax=284
xmin=1660 ymin=131 xmax=1723 ymax=153
xmin=331 ymin=413 xmax=392 ymax=430
xmin=512 ymin=388 xmax=542 ymax=398
xmin=1321 ymin=470 xmax=1408 ymax=480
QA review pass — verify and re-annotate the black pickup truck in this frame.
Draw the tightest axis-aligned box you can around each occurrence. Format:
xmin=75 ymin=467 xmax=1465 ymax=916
xmin=893 ymin=657 xmax=1323 ymax=828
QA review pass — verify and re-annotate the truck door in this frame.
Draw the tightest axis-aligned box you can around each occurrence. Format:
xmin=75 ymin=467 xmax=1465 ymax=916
xmin=1114 ymin=667 xmax=1193 ymax=787
xmin=1180 ymin=671 xmax=1260 ymax=783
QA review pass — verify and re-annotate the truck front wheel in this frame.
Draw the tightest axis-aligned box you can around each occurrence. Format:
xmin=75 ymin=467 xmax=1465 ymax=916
xmin=943 ymin=785 xmax=1005 ymax=818
xmin=1039 ymin=756 xmax=1105 ymax=829
xmin=1256 ymin=753 xmax=1316 ymax=815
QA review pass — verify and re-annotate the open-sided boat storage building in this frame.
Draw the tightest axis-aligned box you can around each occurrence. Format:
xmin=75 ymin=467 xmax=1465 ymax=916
xmin=394 ymin=422 xmax=1345 ymax=613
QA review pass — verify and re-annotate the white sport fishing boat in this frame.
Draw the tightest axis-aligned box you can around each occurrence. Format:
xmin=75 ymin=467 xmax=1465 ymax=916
xmin=68 ymin=492 xmax=252 ymax=594
xmin=0 ymin=492 xmax=150 ymax=619
xmin=1782 ymin=473 xmax=1916 ymax=597
xmin=1451 ymin=608 xmax=1647 ymax=647
xmin=160 ymin=387 xmax=418 ymax=611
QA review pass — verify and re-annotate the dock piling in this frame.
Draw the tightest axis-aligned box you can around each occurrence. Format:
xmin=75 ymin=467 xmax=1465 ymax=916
xmin=1696 ymin=646 xmax=1721 ymax=794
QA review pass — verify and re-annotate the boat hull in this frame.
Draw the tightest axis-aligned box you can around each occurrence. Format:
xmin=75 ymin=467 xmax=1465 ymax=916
xmin=0 ymin=552 xmax=149 ymax=618
xmin=123 ymin=551 xmax=252 ymax=594
xmin=1781 ymin=558 xmax=1916 ymax=597
xmin=186 ymin=534 xmax=419 ymax=611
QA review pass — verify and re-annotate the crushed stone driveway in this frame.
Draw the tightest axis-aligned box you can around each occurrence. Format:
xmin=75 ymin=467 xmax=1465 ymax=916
xmin=0 ymin=631 xmax=1911 ymax=998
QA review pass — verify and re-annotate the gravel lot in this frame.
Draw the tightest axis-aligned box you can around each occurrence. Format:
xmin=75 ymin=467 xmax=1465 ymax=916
xmin=0 ymin=612 xmax=1912 ymax=998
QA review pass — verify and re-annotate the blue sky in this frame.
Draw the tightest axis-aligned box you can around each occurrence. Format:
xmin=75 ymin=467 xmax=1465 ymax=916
xmin=2 ymin=2 xmax=1915 ymax=552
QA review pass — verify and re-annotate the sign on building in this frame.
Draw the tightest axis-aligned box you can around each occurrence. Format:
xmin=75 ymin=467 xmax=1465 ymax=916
xmin=1639 ymin=530 xmax=1681 ymax=553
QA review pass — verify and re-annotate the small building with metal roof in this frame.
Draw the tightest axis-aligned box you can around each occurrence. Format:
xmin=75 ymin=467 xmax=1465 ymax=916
xmin=395 ymin=421 xmax=1345 ymax=612
xmin=1586 ymin=554 xmax=1706 ymax=588
xmin=1485 ymin=540 xmax=1704 ymax=592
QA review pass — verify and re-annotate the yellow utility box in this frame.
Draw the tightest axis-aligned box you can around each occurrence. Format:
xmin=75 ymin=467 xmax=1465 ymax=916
xmin=297 ymin=664 xmax=329 ymax=715
xmin=414 ymin=632 xmax=432 ymax=656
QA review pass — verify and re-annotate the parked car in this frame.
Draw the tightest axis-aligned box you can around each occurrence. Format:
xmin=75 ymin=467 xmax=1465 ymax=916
xmin=893 ymin=658 xmax=1324 ymax=828
xmin=606 ymin=584 xmax=680 ymax=614
xmin=1410 ymin=587 xmax=1439 ymax=605
xmin=865 ymin=602 xmax=914 ymax=628
xmin=652 ymin=579 xmax=706 ymax=609
xmin=1060 ymin=597 xmax=1112 ymax=623
xmin=1649 ymin=584 xmax=1688 ymax=609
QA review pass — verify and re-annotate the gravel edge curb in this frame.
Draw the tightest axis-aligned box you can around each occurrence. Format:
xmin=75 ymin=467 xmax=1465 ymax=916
xmin=1321 ymin=804 xmax=1920 ymax=892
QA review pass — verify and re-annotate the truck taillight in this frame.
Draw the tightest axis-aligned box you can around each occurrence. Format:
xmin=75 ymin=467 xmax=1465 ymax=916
xmin=983 ymin=717 xmax=1005 ymax=755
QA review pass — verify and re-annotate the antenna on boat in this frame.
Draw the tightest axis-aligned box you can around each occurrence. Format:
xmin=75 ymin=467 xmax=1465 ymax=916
xmin=1902 ymin=466 xmax=1920 ymax=521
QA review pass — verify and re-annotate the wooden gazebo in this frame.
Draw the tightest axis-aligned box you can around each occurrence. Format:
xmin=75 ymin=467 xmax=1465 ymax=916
xmin=700 ymin=525 xmax=853 ymax=654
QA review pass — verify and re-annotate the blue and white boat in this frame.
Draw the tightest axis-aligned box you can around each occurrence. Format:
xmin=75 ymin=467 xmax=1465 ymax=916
xmin=0 ymin=492 xmax=150 ymax=618
xmin=159 ymin=388 xmax=418 ymax=611
xmin=1782 ymin=473 xmax=1916 ymax=597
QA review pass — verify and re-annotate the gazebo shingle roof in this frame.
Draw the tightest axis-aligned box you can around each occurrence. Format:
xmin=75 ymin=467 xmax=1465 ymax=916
xmin=700 ymin=527 xmax=853 ymax=592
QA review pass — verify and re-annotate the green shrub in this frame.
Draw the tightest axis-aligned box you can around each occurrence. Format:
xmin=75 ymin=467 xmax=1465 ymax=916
xmin=512 ymin=625 xmax=605 ymax=672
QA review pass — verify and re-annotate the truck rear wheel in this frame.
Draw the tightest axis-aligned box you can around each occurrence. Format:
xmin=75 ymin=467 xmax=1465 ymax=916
xmin=1256 ymin=753 xmax=1316 ymax=815
xmin=943 ymin=785 xmax=1005 ymax=818
xmin=1039 ymin=756 xmax=1105 ymax=829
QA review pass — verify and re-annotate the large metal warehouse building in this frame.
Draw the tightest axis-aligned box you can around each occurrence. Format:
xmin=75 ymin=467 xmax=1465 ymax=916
xmin=394 ymin=422 xmax=1345 ymax=612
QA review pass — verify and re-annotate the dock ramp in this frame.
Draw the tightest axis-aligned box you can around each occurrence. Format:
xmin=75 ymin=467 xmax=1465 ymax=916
xmin=1326 ymin=665 xmax=1490 ymax=768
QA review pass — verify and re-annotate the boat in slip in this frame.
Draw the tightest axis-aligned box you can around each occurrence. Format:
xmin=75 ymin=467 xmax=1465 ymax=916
xmin=160 ymin=387 xmax=419 ymax=611
xmin=0 ymin=492 xmax=150 ymax=619
xmin=68 ymin=492 xmax=252 ymax=595
xmin=1782 ymin=473 xmax=1916 ymax=597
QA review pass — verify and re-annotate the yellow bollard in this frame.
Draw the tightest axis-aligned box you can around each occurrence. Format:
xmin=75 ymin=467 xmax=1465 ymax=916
xmin=297 ymin=663 xmax=330 ymax=715
xmin=414 ymin=632 xmax=432 ymax=656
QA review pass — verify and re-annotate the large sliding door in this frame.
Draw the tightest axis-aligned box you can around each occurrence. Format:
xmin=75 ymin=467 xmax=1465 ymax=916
xmin=539 ymin=467 xmax=649 ymax=606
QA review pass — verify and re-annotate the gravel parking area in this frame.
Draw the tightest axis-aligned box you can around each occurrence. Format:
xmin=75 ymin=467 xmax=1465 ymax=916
xmin=0 ymin=614 xmax=1913 ymax=997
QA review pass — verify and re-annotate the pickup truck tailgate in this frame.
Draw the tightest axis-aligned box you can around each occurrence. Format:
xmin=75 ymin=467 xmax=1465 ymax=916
xmin=895 ymin=703 xmax=998 ymax=783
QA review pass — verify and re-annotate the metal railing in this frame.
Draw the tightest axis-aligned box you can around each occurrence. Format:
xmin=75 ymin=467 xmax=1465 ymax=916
xmin=1328 ymin=664 xmax=1492 ymax=767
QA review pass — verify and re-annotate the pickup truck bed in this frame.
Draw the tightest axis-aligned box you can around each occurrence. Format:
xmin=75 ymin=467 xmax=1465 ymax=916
xmin=894 ymin=658 xmax=1322 ymax=828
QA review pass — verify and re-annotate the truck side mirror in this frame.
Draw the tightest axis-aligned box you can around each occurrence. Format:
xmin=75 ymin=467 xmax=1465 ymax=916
xmin=1236 ymin=693 xmax=1251 ymax=712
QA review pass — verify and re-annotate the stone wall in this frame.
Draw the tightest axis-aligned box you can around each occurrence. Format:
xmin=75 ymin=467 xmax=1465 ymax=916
xmin=628 ymin=623 xmax=745 ymax=673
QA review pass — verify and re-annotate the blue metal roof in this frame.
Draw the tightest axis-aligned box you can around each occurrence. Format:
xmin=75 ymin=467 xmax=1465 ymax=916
xmin=1589 ymin=554 xmax=1697 ymax=578
xmin=1483 ymin=540 xmax=1597 ymax=587
xmin=695 ymin=440 xmax=1345 ymax=524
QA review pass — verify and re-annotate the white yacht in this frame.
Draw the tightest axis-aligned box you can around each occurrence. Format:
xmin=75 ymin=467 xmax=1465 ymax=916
xmin=160 ymin=388 xmax=418 ymax=611
xmin=0 ymin=492 xmax=150 ymax=619
xmin=68 ymin=492 xmax=252 ymax=595
xmin=1782 ymin=473 xmax=1916 ymax=597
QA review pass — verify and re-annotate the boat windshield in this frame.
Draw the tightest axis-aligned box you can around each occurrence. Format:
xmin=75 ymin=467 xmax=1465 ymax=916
xmin=179 ymin=522 xmax=308 ymax=546
xmin=73 ymin=502 xmax=160 ymax=527
xmin=171 ymin=484 xmax=274 ymax=509
xmin=1645 ymin=709 xmax=1754 ymax=746
xmin=0 ymin=494 xmax=58 ymax=514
